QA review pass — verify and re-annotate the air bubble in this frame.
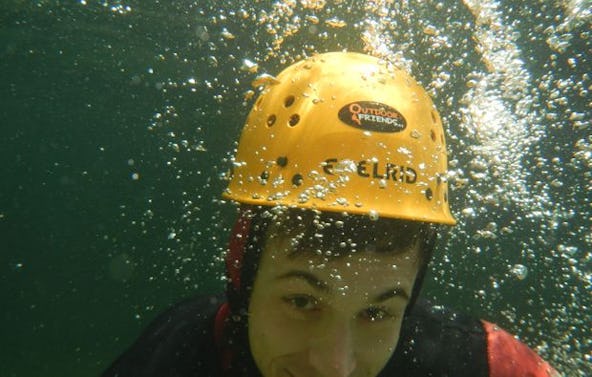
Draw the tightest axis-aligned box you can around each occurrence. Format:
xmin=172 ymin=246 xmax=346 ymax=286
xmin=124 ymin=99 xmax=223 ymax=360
xmin=325 ymin=18 xmax=346 ymax=28
xmin=368 ymin=210 xmax=379 ymax=221
xmin=252 ymin=73 xmax=280 ymax=88
xmin=221 ymin=28 xmax=235 ymax=40
xmin=510 ymin=264 xmax=528 ymax=280
xmin=241 ymin=59 xmax=259 ymax=73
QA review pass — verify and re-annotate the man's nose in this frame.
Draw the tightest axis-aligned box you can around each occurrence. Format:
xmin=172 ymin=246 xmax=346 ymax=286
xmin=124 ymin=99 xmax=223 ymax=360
xmin=308 ymin=322 xmax=357 ymax=377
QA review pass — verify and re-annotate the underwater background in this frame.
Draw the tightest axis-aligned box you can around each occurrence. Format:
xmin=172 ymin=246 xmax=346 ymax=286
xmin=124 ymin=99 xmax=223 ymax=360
xmin=1 ymin=1 xmax=590 ymax=376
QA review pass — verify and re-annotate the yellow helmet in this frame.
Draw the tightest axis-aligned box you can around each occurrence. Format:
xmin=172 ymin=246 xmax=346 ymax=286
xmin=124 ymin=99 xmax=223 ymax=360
xmin=224 ymin=51 xmax=456 ymax=225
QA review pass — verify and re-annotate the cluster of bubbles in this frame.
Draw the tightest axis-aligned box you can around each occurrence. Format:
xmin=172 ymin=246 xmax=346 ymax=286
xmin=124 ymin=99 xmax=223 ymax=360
xmin=88 ymin=0 xmax=590 ymax=374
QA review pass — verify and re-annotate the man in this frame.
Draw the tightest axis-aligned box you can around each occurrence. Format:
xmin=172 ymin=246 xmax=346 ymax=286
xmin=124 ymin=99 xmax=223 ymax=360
xmin=102 ymin=52 xmax=558 ymax=376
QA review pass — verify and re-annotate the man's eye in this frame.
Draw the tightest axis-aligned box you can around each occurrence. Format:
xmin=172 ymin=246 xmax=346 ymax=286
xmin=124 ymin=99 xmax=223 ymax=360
xmin=283 ymin=295 xmax=319 ymax=311
xmin=361 ymin=307 xmax=394 ymax=322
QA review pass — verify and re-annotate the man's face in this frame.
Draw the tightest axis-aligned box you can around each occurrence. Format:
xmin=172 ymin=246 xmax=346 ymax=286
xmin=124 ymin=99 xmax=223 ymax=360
xmin=248 ymin=234 xmax=420 ymax=377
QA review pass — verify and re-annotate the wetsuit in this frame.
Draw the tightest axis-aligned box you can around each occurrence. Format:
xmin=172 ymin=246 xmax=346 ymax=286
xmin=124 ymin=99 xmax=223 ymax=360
xmin=101 ymin=295 xmax=557 ymax=377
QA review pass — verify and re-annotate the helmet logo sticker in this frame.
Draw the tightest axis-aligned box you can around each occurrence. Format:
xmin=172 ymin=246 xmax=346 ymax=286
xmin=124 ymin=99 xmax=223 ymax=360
xmin=338 ymin=101 xmax=407 ymax=133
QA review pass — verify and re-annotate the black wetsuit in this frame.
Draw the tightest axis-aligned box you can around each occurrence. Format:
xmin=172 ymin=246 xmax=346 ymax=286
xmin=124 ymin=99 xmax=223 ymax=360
xmin=101 ymin=296 xmax=555 ymax=377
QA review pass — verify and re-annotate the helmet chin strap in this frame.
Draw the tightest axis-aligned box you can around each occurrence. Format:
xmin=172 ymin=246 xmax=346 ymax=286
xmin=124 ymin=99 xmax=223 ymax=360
xmin=405 ymin=225 xmax=438 ymax=316
xmin=225 ymin=205 xmax=272 ymax=321
xmin=226 ymin=206 xmax=252 ymax=292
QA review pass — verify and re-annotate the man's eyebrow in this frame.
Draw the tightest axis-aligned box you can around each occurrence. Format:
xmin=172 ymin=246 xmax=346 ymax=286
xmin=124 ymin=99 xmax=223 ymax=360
xmin=276 ymin=271 xmax=410 ymax=302
xmin=373 ymin=287 xmax=410 ymax=303
xmin=276 ymin=270 xmax=329 ymax=292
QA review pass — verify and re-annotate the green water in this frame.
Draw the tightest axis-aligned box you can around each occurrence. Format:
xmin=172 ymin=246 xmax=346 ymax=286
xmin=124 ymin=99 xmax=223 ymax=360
xmin=1 ymin=1 xmax=590 ymax=376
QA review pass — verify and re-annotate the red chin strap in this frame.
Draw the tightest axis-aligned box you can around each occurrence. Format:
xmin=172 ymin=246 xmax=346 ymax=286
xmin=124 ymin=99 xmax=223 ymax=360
xmin=225 ymin=207 xmax=253 ymax=292
xmin=217 ymin=207 xmax=255 ymax=372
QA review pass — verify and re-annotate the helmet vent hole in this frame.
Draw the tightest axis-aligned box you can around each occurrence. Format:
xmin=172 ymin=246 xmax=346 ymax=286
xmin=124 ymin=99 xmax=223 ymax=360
xmin=444 ymin=192 xmax=448 ymax=202
xmin=284 ymin=95 xmax=295 ymax=107
xmin=255 ymin=96 xmax=264 ymax=109
xmin=431 ymin=110 xmax=438 ymax=124
xmin=292 ymin=173 xmax=303 ymax=186
xmin=430 ymin=130 xmax=436 ymax=142
xmin=260 ymin=171 xmax=270 ymax=184
xmin=425 ymin=188 xmax=433 ymax=201
xmin=288 ymin=114 xmax=300 ymax=127
xmin=266 ymin=114 xmax=276 ymax=127
xmin=276 ymin=156 xmax=288 ymax=167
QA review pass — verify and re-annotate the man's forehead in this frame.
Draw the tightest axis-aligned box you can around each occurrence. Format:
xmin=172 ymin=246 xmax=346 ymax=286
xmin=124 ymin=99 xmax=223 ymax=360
xmin=269 ymin=231 xmax=419 ymax=257
xmin=263 ymin=210 xmax=428 ymax=263
xmin=268 ymin=248 xmax=418 ymax=296
xmin=269 ymin=239 xmax=418 ymax=270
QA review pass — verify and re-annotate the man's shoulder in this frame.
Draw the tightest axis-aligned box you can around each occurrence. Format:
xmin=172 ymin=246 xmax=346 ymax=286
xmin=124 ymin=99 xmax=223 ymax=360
xmin=125 ymin=293 xmax=225 ymax=352
xmin=382 ymin=300 xmax=559 ymax=377
xmin=482 ymin=321 xmax=559 ymax=377
xmin=101 ymin=294 xmax=226 ymax=377
xmin=381 ymin=299 xmax=489 ymax=377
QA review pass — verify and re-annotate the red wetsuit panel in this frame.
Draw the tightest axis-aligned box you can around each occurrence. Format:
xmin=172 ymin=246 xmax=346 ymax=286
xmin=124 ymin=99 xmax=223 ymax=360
xmin=483 ymin=321 xmax=559 ymax=377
